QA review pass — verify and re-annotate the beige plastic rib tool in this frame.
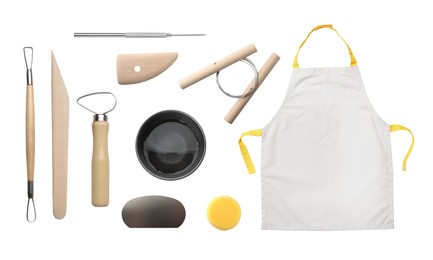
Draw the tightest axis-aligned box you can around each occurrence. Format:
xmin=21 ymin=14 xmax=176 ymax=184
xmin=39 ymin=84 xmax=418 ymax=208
xmin=24 ymin=47 xmax=36 ymax=223
xmin=179 ymin=44 xmax=280 ymax=123
xmin=117 ymin=52 xmax=178 ymax=84
xmin=52 ymin=52 xmax=69 ymax=219
xmin=77 ymin=92 xmax=117 ymax=207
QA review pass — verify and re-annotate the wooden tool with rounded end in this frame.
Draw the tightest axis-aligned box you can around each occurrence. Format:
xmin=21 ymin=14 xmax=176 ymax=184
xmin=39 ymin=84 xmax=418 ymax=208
xmin=117 ymin=53 xmax=178 ymax=84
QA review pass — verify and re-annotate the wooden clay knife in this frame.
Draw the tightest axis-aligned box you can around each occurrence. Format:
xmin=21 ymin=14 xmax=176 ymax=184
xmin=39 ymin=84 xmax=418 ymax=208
xmin=52 ymin=52 xmax=69 ymax=219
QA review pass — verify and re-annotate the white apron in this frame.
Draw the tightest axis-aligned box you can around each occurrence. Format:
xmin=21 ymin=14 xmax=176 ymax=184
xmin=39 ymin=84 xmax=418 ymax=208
xmin=239 ymin=25 xmax=414 ymax=231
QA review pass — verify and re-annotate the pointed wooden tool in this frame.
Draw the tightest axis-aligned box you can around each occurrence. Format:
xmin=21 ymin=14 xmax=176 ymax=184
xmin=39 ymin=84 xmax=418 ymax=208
xmin=117 ymin=52 xmax=178 ymax=84
xmin=52 ymin=52 xmax=69 ymax=219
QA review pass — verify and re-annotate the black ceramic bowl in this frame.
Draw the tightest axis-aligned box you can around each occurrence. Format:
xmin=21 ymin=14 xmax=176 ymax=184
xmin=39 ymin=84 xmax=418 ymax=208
xmin=136 ymin=110 xmax=206 ymax=180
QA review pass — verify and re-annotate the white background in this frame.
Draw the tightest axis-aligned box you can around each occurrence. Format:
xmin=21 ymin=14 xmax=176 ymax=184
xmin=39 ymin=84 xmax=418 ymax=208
xmin=1 ymin=0 xmax=431 ymax=259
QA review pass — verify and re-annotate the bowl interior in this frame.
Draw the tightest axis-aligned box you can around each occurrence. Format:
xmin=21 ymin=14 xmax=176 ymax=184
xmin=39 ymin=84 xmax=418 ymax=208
xmin=136 ymin=110 xmax=206 ymax=180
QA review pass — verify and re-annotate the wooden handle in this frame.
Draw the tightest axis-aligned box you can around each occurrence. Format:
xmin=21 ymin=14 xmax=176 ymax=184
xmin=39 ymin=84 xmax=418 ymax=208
xmin=224 ymin=53 xmax=280 ymax=124
xmin=179 ymin=44 xmax=257 ymax=89
xmin=26 ymin=84 xmax=35 ymax=181
xmin=92 ymin=121 xmax=109 ymax=207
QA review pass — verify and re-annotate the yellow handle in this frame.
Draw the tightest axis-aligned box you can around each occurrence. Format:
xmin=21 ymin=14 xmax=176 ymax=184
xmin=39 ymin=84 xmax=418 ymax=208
xmin=390 ymin=125 xmax=414 ymax=171
xmin=293 ymin=24 xmax=357 ymax=68
xmin=92 ymin=121 xmax=109 ymax=207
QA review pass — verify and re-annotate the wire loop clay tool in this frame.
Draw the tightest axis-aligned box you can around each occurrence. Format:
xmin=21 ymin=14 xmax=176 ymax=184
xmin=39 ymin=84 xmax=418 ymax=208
xmin=77 ymin=92 xmax=117 ymax=207
xmin=178 ymin=44 xmax=280 ymax=123
xmin=23 ymin=47 xmax=36 ymax=223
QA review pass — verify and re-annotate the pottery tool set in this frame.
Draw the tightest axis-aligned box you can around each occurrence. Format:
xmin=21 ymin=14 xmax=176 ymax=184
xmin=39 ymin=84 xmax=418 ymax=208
xmin=19 ymin=36 xmax=275 ymax=229
xmin=16 ymin=25 xmax=413 ymax=232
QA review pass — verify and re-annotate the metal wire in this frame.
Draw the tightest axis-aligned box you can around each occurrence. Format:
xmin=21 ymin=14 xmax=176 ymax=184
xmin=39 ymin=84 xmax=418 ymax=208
xmin=77 ymin=92 xmax=117 ymax=115
xmin=26 ymin=198 xmax=36 ymax=223
xmin=215 ymin=58 xmax=259 ymax=98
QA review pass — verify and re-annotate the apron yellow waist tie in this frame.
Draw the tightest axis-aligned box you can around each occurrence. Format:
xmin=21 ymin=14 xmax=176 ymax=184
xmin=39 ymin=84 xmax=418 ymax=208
xmin=240 ymin=125 xmax=414 ymax=174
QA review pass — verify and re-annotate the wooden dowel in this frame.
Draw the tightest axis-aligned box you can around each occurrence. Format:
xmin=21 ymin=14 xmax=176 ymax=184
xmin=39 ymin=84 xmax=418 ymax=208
xmin=224 ymin=53 xmax=280 ymax=124
xmin=179 ymin=44 xmax=257 ymax=89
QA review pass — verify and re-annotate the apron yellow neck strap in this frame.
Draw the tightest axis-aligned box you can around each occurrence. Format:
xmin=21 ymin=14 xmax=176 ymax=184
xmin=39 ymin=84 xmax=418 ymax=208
xmin=390 ymin=124 xmax=414 ymax=171
xmin=293 ymin=24 xmax=358 ymax=68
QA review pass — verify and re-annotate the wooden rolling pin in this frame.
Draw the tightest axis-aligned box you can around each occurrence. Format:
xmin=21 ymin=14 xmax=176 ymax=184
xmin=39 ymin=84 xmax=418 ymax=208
xmin=224 ymin=53 xmax=280 ymax=124
xmin=179 ymin=44 xmax=257 ymax=89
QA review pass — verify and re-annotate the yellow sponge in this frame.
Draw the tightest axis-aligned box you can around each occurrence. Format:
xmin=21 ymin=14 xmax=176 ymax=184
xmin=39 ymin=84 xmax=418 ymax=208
xmin=207 ymin=196 xmax=241 ymax=230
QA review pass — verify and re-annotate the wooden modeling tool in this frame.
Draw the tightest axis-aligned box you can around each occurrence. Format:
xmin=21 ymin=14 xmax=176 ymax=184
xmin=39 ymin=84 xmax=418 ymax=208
xmin=52 ymin=52 xmax=69 ymax=219
xmin=117 ymin=53 xmax=178 ymax=84
xmin=24 ymin=47 xmax=36 ymax=223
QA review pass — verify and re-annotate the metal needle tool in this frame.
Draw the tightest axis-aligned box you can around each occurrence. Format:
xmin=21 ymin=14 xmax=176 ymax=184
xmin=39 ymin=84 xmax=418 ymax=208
xmin=74 ymin=32 xmax=206 ymax=38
